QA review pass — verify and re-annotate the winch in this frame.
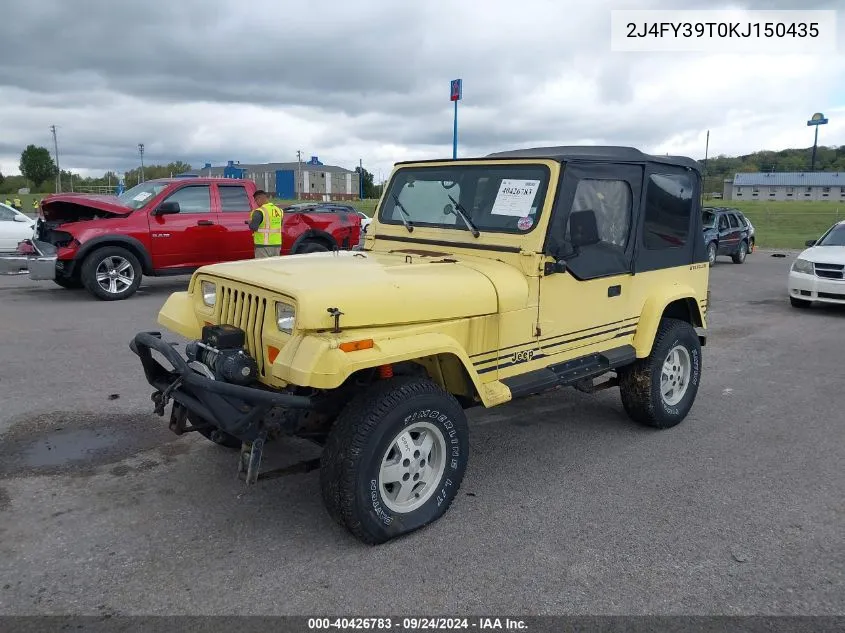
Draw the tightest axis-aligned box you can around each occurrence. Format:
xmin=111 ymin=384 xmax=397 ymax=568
xmin=185 ymin=324 xmax=259 ymax=386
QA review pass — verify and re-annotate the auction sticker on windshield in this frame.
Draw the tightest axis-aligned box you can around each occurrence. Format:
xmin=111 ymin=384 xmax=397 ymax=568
xmin=517 ymin=216 xmax=534 ymax=230
xmin=133 ymin=192 xmax=153 ymax=202
xmin=491 ymin=179 xmax=540 ymax=217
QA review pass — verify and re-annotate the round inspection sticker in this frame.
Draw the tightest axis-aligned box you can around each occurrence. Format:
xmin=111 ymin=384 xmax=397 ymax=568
xmin=517 ymin=216 xmax=533 ymax=230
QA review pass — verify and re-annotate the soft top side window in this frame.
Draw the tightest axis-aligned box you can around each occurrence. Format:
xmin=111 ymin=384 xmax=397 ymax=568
xmin=643 ymin=173 xmax=692 ymax=249
xmin=564 ymin=179 xmax=632 ymax=248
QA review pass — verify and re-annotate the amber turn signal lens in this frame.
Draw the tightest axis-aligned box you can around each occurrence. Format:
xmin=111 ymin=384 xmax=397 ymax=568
xmin=267 ymin=345 xmax=280 ymax=363
xmin=339 ymin=339 xmax=374 ymax=352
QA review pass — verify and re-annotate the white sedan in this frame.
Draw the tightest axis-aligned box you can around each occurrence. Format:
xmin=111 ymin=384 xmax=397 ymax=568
xmin=0 ymin=203 xmax=36 ymax=252
xmin=788 ymin=220 xmax=845 ymax=308
xmin=357 ymin=210 xmax=372 ymax=233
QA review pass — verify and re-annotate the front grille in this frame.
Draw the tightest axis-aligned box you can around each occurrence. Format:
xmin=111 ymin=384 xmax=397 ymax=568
xmin=814 ymin=262 xmax=845 ymax=280
xmin=217 ymin=285 xmax=268 ymax=376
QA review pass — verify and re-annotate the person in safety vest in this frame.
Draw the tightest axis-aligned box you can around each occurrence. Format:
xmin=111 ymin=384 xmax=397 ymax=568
xmin=33 ymin=198 xmax=40 ymax=210
xmin=4 ymin=199 xmax=11 ymax=207
xmin=12 ymin=197 xmax=22 ymax=209
xmin=248 ymin=190 xmax=283 ymax=258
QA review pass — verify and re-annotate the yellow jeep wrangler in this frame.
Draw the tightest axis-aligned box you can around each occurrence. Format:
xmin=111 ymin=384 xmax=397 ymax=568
xmin=131 ymin=146 xmax=709 ymax=545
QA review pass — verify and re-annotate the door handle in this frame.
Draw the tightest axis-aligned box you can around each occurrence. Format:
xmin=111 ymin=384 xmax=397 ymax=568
xmin=608 ymin=285 xmax=621 ymax=297
xmin=196 ymin=220 xmax=214 ymax=226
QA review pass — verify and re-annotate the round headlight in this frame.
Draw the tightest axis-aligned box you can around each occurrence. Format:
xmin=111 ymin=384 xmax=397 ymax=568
xmin=276 ymin=302 xmax=295 ymax=333
xmin=200 ymin=280 xmax=216 ymax=306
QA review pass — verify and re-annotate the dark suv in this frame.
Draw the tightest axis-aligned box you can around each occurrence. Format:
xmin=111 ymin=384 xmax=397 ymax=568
xmin=702 ymin=207 xmax=753 ymax=265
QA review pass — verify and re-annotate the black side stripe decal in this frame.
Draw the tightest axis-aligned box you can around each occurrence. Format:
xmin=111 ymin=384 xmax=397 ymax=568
xmin=475 ymin=327 xmax=638 ymax=374
xmin=468 ymin=316 xmax=640 ymax=360
xmin=477 ymin=329 xmax=637 ymax=374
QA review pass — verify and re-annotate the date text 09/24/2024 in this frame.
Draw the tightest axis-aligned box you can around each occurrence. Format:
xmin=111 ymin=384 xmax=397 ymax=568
xmin=307 ymin=618 xmax=528 ymax=630
xmin=626 ymin=21 xmax=820 ymax=38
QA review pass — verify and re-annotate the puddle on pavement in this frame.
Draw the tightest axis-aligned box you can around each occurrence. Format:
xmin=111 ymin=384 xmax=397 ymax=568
xmin=0 ymin=411 xmax=181 ymax=478
xmin=20 ymin=428 xmax=120 ymax=468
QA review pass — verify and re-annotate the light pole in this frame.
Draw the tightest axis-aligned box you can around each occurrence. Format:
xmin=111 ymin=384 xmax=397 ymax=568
xmin=359 ymin=158 xmax=363 ymax=200
xmin=450 ymin=79 xmax=462 ymax=159
xmin=50 ymin=125 xmax=61 ymax=193
xmin=807 ymin=112 xmax=828 ymax=171
xmin=296 ymin=150 xmax=303 ymax=200
xmin=138 ymin=143 xmax=145 ymax=183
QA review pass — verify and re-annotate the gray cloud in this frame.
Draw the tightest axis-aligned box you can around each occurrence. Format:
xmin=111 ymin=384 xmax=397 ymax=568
xmin=0 ymin=0 xmax=843 ymax=178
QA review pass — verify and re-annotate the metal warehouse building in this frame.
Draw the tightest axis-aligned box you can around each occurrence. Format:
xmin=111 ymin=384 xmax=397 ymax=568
xmin=183 ymin=156 xmax=361 ymax=200
xmin=723 ymin=172 xmax=845 ymax=201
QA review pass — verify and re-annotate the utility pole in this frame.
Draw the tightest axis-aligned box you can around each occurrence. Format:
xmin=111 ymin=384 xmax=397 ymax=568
xmin=50 ymin=125 xmax=61 ymax=193
xmin=296 ymin=150 xmax=303 ymax=200
xmin=702 ymin=130 xmax=710 ymax=202
xmin=359 ymin=158 xmax=363 ymax=200
xmin=138 ymin=143 xmax=145 ymax=182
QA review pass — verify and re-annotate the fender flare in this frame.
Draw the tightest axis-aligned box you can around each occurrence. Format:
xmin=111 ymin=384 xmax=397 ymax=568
xmin=289 ymin=229 xmax=338 ymax=254
xmin=633 ymin=288 xmax=705 ymax=358
xmin=75 ymin=235 xmax=153 ymax=274
xmin=274 ymin=332 xmax=496 ymax=406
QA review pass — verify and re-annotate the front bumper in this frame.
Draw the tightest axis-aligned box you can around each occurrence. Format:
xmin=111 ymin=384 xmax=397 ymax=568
xmin=0 ymin=254 xmax=56 ymax=279
xmin=788 ymin=271 xmax=845 ymax=304
xmin=130 ymin=331 xmax=313 ymax=442
xmin=0 ymin=239 xmax=58 ymax=279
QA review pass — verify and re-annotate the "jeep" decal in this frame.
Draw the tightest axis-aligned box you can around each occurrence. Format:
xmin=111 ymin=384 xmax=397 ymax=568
xmin=510 ymin=349 xmax=535 ymax=364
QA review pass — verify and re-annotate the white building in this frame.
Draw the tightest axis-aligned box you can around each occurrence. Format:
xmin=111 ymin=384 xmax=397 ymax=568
xmin=723 ymin=172 xmax=845 ymax=201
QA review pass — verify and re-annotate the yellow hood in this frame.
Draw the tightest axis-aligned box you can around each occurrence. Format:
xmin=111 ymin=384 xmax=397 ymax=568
xmin=198 ymin=250 xmax=529 ymax=330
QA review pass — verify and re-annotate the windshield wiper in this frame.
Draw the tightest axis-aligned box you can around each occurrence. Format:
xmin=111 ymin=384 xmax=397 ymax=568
xmin=391 ymin=194 xmax=414 ymax=233
xmin=446 ymin=194 xmax=480 ymax=238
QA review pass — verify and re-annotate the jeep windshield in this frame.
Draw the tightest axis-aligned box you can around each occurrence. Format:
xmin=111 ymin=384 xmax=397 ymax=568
xmin=118 ymin=182 xmax=170 ymax=210
xmin=378 ymin=164 xmax=550 ymax=234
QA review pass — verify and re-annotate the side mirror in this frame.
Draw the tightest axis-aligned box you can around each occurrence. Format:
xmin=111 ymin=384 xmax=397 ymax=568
xmin=153 ymin=201 xmax=180 ymax=215
xmin=805 ymin=239 xmax=816 ymax=247
xmin=13 ymin=214 xmax=30 ymax=223
xmin=443 ymin=203 xmax=453 ymax=215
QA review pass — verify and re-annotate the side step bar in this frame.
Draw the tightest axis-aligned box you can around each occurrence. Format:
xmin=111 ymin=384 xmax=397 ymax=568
xmin=501 ymin=344 xmax=636 ymax=399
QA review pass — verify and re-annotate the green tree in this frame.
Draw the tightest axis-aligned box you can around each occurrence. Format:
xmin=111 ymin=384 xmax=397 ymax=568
xmin=0 ymin=170 xmax=4 ymax=188
xmin=355 ymin=166 xmax=376 ymax=198
xmin=19 ymin=145 xmax=57 ymax=190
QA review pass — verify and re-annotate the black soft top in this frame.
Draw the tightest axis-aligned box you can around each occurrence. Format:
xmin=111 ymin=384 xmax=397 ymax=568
xmin=484 ymin=146 xmax=701 ymax=172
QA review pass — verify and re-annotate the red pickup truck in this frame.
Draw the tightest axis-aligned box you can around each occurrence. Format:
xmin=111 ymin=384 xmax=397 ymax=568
xmin=2 ymin=178 xmax=360 ymax=300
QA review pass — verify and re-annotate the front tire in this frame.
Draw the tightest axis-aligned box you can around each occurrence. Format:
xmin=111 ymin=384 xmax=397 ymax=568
xmin=320 ymin=376 xmax=469 ymax=545
xmin=732 ymin=240 xmax=748 ymax=264
xmin=707 ymin=241 xmax=717 ymax=266
xmin=618 ymin=318 xmax=702 ymax=429
xmin=80 ymin=246 xmax=142 ymax=301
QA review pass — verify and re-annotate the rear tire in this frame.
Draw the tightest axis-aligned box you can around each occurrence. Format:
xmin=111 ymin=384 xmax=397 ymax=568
xmin=320 ymin=376 xmax=469 ymax=545
xmin=618 ymin=318 xmax=702 ymax=429
xmin=790 ymin=296 xmax=812 ymax=309
xmin=80 ymin=246 xmax=142 ymax=301
xmin=732 ymin=240 xmax=748 ymax=264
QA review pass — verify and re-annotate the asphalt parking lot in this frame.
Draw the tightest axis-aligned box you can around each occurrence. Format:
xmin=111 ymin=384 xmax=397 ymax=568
xmin=0 ymin=251 xmax=843 ymax=616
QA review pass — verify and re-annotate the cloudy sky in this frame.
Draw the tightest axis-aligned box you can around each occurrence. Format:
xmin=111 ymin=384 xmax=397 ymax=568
xmin=1 ymin=0 xmax=843 ymax=182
